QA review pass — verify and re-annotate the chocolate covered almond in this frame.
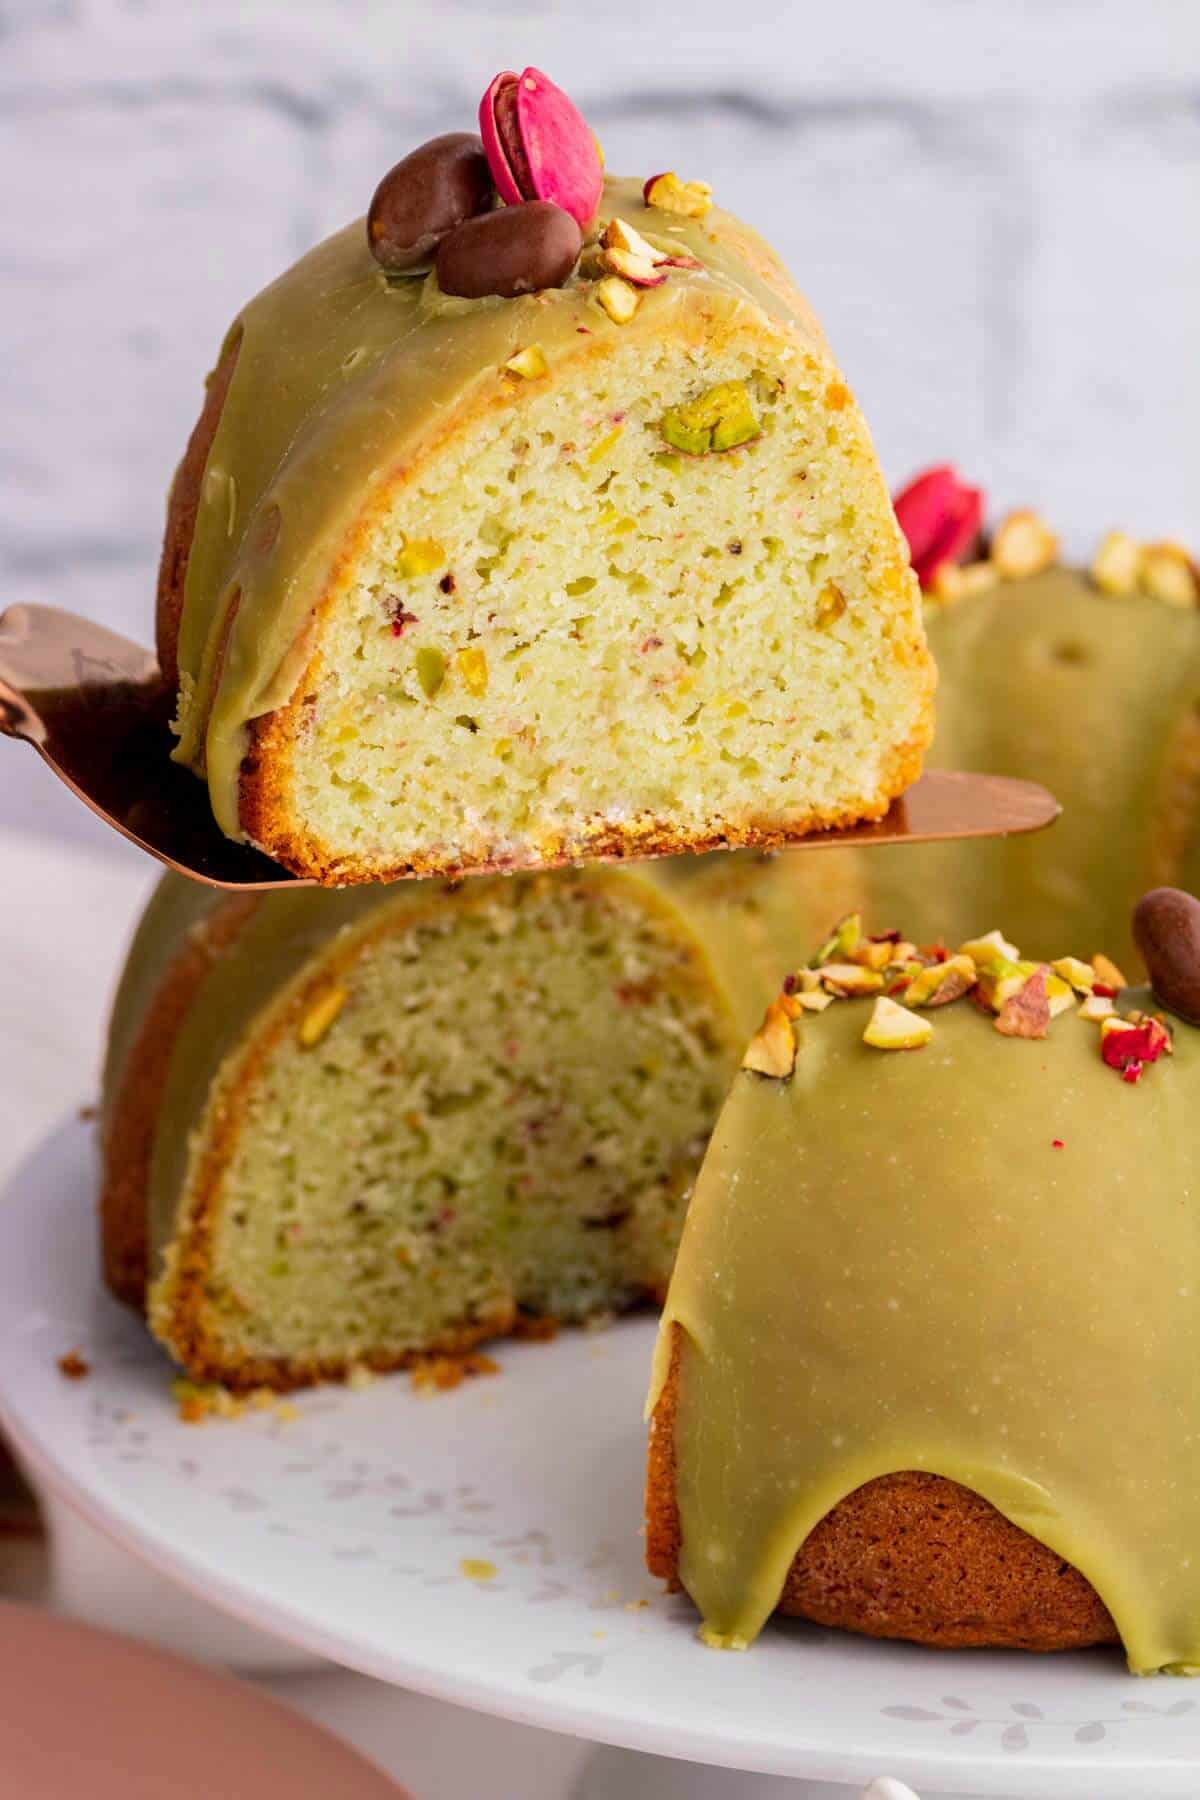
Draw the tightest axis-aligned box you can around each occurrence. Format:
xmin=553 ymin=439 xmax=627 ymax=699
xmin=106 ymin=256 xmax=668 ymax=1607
xmin=368 ymin=133 xmax=494 ymax=272
xmin=435 ymin=199 xmax=581 ymax=299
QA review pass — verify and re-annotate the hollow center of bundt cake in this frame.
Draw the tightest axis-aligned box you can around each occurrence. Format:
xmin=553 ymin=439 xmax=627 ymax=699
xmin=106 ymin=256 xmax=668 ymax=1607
xmin=188 ymin=878 xmax=731 ymax=1375
xmin=284 ymin=334 xmax=922 ymax=874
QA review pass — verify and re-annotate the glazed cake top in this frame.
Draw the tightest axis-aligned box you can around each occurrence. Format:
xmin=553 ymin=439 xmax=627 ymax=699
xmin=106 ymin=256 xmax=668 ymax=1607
xmin=650 ymin=909 xmax=1200 ymax=1673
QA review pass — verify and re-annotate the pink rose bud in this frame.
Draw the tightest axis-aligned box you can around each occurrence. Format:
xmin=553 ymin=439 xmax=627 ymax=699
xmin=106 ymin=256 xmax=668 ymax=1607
xmin=479 ymin=67 xmax=603 ymax=230
xmin=893 ymin=464 xmax=985 ymax=590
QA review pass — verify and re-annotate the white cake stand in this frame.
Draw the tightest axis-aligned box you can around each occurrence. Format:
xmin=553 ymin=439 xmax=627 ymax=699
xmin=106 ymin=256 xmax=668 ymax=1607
xmin=1 ymin=1118 xmax=1195 ymax=1799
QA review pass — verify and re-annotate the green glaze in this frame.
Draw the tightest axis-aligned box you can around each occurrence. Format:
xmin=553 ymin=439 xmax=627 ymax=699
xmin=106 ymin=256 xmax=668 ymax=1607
xmin=836 ymin=571 xmax=1200 ymax=972
xmin=650 ymin=983 xmax=1200 ymax=1672
xmin=143 ymin=882 xmax=403 ymax=1274
xmin=173 ymin=177 xmax=825 ymax=838
xmin=101 ymin=875 xmax=226 ymax=1133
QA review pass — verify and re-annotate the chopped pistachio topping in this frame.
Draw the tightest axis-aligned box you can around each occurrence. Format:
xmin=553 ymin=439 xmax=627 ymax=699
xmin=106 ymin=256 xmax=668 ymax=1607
xmin=904 ymin=954 xmax=976 ymax=1008
xmin=960 ymin=928 xmax=1020 ymax=968
xmin=1052 ymin=956 xmax=1097 ymax=993
xmin=991 ymin=509 xmax=1059 ymax=581
xmin=863 ymin=995 xmax=932 ymax=1050
xmin=593 ymin=275 xmax=640 ymax=324
xmin=811 ymin=912 xmax=862 ymax=966
xmin=755 ymin=918 xmax=1178 ymax=1085
xmin=1093 ymin=952 xmax=1129 ymax=990
xmin=1091 ymin=530 xmax=1142 ymax=596
xmin=995 ymin=966 xmax=1052 ymax=1039
xmin=1141 ymin=542 xmax=1198 ymax=608
xmin=911 ymin=486 xmax=1198 ymax=618
xmin=818 ymin=962 xmax=884 ymax=997
xmin=742 ymin=998 xmax=797 ymax=1079
xmin=643 ymin=171 xmax=714 ymax=218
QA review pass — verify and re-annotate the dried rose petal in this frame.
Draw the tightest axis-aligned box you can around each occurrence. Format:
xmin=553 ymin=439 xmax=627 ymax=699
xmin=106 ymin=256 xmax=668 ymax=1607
xmin=1101 ymin=1016 xmax=1172 ymax=1075
xmin=893 ymin=464 xmax=985 ymax=590
xmin=479 ymin=67 xmax=603 ymax=229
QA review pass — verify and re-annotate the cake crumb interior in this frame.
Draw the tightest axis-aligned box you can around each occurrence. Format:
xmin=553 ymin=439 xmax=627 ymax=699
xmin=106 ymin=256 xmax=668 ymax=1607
xmin=285 ymin=335 xmax=925 ymax=875
xmin=154 ymin=878 xmax=732 ymax=1377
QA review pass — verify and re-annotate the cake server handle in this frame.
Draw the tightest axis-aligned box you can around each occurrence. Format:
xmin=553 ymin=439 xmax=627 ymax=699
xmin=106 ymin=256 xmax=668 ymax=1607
xmin=0 ymin=602 xmax=161 ymax=743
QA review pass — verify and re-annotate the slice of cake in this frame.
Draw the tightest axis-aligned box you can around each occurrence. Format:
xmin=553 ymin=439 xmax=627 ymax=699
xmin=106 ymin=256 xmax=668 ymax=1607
xmin=647 ymin=892 xmax=1200 ymax=1674
xmin=101 ymin=849 xmax=842 ymax=1391
xmin=160 ymin=68 xmax=933 ymax=883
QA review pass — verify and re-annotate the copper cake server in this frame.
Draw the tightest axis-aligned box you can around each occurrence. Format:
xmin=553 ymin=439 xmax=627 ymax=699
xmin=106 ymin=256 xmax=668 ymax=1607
xmin=0 ymin=602 xmax=1060 ymax=891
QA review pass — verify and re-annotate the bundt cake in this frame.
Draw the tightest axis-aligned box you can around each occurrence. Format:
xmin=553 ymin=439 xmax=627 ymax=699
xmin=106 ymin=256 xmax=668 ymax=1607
xmin=647 ymin=890 xmax=1200 ymax=1673
xmin=101 ymin=848 xmax=854 ymax=1391
xmin=160 ymin=69 xmax=933 ymax=883
xmin=786 ymin=480 xmax=1200 ymax=976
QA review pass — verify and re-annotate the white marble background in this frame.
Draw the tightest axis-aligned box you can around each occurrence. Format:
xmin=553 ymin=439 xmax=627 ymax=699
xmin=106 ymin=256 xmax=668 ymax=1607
xmin=3 ymin=0 xmax=1199 ymax=658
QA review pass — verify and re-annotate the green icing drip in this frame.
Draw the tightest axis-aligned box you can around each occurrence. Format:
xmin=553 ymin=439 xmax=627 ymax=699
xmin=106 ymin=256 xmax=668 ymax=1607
xmin=651 ymin=982 xmax=1200 ymax=1672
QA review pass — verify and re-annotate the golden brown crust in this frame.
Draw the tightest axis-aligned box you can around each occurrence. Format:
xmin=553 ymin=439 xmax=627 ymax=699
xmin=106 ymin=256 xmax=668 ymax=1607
xmin=155 ymin=327 xmax=242 ymax=686
xmin=646 ymin=1327 xmax=1118 ymax=1653
xmin=238 ymin=705 xmax=931 ymax=886
xmin=163 ymin=1312 xmax=515 ymax=1396
xmin=99 ymin=894 xmax=260 ymax=1306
